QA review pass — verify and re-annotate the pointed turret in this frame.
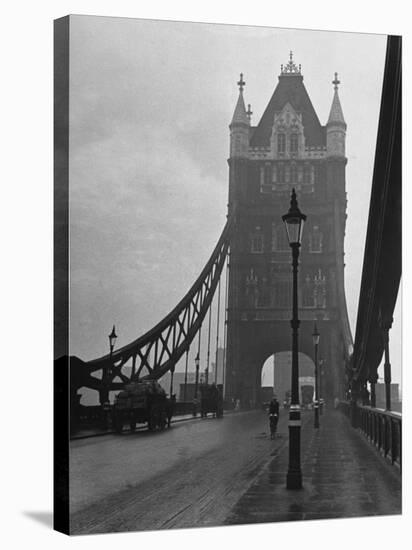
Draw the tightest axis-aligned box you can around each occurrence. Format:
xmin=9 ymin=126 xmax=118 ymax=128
xmin=231 ymin=88 xmax=249 ymax=125
xmin=327 ymin=73 xmax=346 ymax=127
xmin=326 ymin=73 xmax=346 ymax=158
xmin=229 ymin=73 xmax=250 ymax=158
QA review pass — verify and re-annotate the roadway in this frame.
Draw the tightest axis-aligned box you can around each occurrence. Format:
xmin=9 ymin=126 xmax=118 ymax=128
xmin=69 ymin=408 xmax=401 ymax=535
xmin=70 ymin=409 xmax=292 ymax=534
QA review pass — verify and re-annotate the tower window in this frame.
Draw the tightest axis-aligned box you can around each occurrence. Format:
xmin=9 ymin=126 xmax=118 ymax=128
xmin=303 ymin=274 xmax=315 ymax=307
xmin=290 ymin=133 xmax=299 ymax=153
xmin=251 ymin=228 xmax=264 ymax=253
xmin=290 ymin=163 xmax=298 ymax=183
xmin=259 ymin=165 xmax=265 ymax=186
xmin=278 ymin=133 xmax=286 ymax=153
xmin=285 ymin=164 xmax=290 ymax=183
xmin=277 ymin=163 xmax=285 ymax=183
xmin=303 ymin=164 xmax=311 ymax=184
xmin=272 ymin=164 xmax=277 ymax=183
xmin=273 ymin=225 xmax=289 ymax=252
xmin=309 ymin=225 xmax=323 ymax=253
xmin=264 ymin=163 xmax=272 ymax=185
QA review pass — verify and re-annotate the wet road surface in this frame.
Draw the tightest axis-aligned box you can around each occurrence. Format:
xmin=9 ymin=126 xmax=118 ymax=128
xmin=70 ymin=409 xmax=290 ymax=534
xmin=69 ymin=409 xmax=401 ymax=535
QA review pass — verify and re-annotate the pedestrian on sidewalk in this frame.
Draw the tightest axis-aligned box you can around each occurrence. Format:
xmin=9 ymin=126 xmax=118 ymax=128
xmin=268 ymin=396 xmax=279 ymax=439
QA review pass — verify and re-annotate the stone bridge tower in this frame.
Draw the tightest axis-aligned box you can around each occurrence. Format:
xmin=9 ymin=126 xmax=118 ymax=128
xmin=225 ymin=54 xmax=353 ymax=406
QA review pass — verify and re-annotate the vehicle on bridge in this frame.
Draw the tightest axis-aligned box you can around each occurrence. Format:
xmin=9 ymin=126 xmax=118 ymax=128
xmin=112 ymin=380 xmax=171 ymax=433
xmin=283 ymin=390 xmax=291 ymax=409
xmin=200 ymin=383 xmax=223 ymax=418
xmin=301 ymin=385 xmax=314 ymax=409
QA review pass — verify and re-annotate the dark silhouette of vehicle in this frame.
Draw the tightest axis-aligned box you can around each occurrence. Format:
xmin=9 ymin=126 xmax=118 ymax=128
xmin=112 ymin=380 xmax=170 ymax=433
xmin=200 ymin=383 xmax=223 ymax=418
xmin=301 ymin=385 xmax=314 ymax=408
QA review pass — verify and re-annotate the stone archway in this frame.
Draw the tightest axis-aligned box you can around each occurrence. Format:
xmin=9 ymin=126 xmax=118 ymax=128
xmin=259 ymin=351 xmax=316 ymax=407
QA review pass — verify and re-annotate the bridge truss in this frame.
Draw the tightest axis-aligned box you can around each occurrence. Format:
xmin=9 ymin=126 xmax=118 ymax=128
xmin=71 ymin=217 xmax=232 ymax=396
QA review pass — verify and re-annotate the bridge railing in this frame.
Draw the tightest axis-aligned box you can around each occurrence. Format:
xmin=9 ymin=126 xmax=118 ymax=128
xmin=339 ymin=401 xmax=401 ymax=471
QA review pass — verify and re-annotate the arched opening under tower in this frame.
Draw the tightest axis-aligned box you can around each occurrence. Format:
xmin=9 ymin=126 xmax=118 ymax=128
xmin=260 ymin=351 xmax=316 ymax=408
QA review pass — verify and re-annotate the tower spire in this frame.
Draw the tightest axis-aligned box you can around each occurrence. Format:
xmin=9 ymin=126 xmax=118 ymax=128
xmin=327 ymin=72 xmax=346 ymax=127
xmin=237 ymin=73 xmax=245 ymax=92
xmin=332 ymin=72 xmax=340 ymax=91
xmin=280 ymin=51 xmax=302 ymax=76
xmin=231 ymin=73 xmax=249 ymax=126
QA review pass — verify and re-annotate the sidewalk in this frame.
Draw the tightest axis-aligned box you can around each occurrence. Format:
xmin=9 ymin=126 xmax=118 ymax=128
xmin=225 ymin=409 xmax=401 ymax=525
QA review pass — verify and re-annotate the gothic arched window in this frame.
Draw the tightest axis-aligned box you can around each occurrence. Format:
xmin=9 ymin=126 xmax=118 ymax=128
xmin=290 ymin=163 xmax=298 ymax=183
xmin=303 ymin=274 xmax=315 ymax=308
xmin=277 ymin=163 xmax=285 ymax=183
xmin=245 ymin=268 xmax=259 ymax=308
xmin=273 ymin=225 xmax=289 ymax=252
xmin=290 ymin=133 xmax=299 ymax=153
xmin=285 ymin=164 xmax=290 ymax=183
xmin=271 ymin=164 xmax=277 ymax=183
xmin=297 ymin=164 xmax=303 ymax=183
xmin=264 ymin=163 xmax=272 ymax=184
xmin=309 ymin=225 xmax=323 ymax=253
xmin=251 ymin=227 xmax=264 ymax=253
xmin=278 ymin=133 xmax=286 ymax=153
xmin=303 ymin=164 xmax=311 ymax=184
xmin=259 ymin=165 xmax=265 ymax=186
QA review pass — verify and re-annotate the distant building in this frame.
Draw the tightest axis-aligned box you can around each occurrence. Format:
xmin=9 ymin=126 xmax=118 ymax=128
xmin=210 ymin=347 xmax=225 ymax=386
xmin=272 ymin=352 xmax=316 ymax=402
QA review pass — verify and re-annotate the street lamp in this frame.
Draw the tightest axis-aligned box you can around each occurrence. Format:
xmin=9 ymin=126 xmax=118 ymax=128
xmin=312 ymin=323 xmax=320 ymax=429
xmin=108 ymin=325 xmax=117 ymax=358
xmin=101 ymin=325 xmax=117 ymax=427
xmin=282 ymin=188 xmax=306 ymax=490
xmin=101 ymin=325 xmax=117 ymax=405
xmin=319 ymin=359 xmax=324 ymax=415
xmin=194 ymin=352 xmax=200 ymax=416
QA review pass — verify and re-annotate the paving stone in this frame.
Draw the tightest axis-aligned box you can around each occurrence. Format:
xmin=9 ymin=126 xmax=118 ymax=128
xmin=225 ymin=410 xmax=401 ymax=526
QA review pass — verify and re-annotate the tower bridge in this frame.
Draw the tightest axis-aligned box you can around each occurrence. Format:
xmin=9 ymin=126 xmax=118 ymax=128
xmin=54 ymin=35 xmax=401 ymax=534
xmin=226 ymin=52 xmax=352 ymax=407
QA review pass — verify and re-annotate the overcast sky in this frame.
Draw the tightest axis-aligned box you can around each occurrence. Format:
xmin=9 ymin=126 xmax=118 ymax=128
xmin=68 ymin=16 xmax=400 ymax=387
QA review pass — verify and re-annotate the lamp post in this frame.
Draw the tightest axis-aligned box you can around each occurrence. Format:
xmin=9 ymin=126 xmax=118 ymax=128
xmin=102 ymin=325 xmax=117 ymax=405
xmin=109 ymin=325 xmax=117 ymax=358
xmin=319 ymin=359 xmax=324 ymax=415
xmin=102 ymin=325 xmax=117 ymax=428
xmin=169 ymin=364 xmax=175 ymax=398
xmin=282 ymin=188 xmax=306 ymax=490
xmin=312 ymin=323 xmax=320 ymax=428
xmin=194 ymin=352 xmax=200 ymax=416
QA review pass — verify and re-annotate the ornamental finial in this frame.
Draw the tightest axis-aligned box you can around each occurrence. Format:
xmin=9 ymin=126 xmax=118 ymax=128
xmin=246 ymin=104 xmax=253 ymax=121
xmin=332 ymin=72 xmax=340 ymax=90
xmin=237 ymin=73 xmax=245 ymax=92
xmin=281 ymin=52 xmax=301 ymax=75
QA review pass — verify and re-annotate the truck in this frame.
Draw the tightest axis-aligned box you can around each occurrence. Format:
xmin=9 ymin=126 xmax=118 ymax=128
xmin=199 ymin=383 xmax=223 ymax=418
xmin=301 ymin=385 xmax=314 ymax=408
xmin=112 ymin=379 xmax=170 ymax=433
